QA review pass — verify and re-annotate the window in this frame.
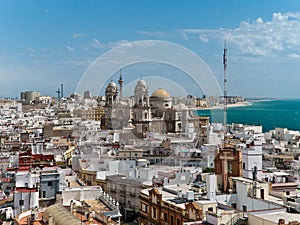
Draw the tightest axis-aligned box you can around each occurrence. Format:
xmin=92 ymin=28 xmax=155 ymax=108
xmin=227 ymin=163 xmax=232 ymax=173
xmin=152 ymin=208 xmax=157 ymax=219
xmin=177 ymin=218 xmax=180 ymax=225
xmin=19 ymin=200 xmax=24 ymax=206
xmin=48 ymin=181 xmax=53 ymax=186
xmin=242 ymin=205 xmax=247 ymax=212
xmin=178 ymin=113 xmax=182 ymax=120
xmin=243 ymin=162 xmax=245 ymax=169
xmin=178 ymin=123 xmax=182 ymax=130
xmin=164 ymin=213 xmax=167 ymax=222
xmin=141 ymin=203 xmax=147 ymax=213
xmin=208 ymin=207 xmax=213 ymax=212
xmin=130 ymin=187 xmax=135 ymax=196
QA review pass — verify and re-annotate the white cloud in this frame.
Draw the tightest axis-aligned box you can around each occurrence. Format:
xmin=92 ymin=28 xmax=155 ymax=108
xmin=26 ymin=48 xmax=36 ymax=52
xmin=288 ymin=53 xmax=300 ymax=58
xmin=90 ymin=39 xmax=104 ymax=48
xmin=53 ymin=59 xmax=92 ymax=66
xmin=73 ymin=33 xmax=87 ymax=38
xmin=137 ymin=30 xmax=170 ymax=37
xmin=82 ymin=39 xmax=131 ymax=51
xmin=178 ymin=12 xmax=300 ymax=57
xmin=199 ymin=34 xmax=209 ymax=43
xmin=107 ymin=40 xmax=131 ymax=48
xmin=66 ymin=45 xmax=75 ymax=52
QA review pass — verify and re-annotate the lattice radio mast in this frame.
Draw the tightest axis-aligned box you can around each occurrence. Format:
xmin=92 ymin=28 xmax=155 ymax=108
xmin=223 ymin=40 xmax=228 ymax=145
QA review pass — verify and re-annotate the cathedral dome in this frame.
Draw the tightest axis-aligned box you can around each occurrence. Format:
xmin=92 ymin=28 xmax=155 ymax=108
xmin=137 ymin=79 xmax=147 ymax=88
xmin=107 ymin=81 xmax=117 ymax=88
xmin=134 ymin=79 xmax=149 ymax=94
xmin=151 ymin=88 xmax=171 ymax=98
xmin=106 ymin=80 xmax=117 ymax=93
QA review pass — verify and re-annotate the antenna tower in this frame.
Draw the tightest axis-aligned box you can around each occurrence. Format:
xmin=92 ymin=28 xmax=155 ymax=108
xmin=223 ymin=40 xmax=228 ymax=145
xmin=61 ymin=83 xmax=64 ymax=98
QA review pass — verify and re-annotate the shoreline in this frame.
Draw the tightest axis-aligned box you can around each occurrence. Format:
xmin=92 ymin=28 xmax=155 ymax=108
xmin=190 ymin=101 xmax=251 ymax=110
xmin=190 ymin=98 xmax=280 ymax=111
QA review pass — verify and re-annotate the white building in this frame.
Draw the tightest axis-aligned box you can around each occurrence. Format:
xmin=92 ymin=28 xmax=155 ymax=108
xmin=201 ymin=144 xmax=218 ymax=168
xmin=242 ymin=139 xmax=263 ymax=180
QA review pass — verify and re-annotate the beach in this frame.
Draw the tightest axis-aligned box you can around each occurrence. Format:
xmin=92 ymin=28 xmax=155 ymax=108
xmin=190 ymin=101 xmax=251 ymax=110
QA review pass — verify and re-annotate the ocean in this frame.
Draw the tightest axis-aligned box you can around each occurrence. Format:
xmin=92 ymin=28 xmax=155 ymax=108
xmin=195 ymin=99 xmax=300 ymax=133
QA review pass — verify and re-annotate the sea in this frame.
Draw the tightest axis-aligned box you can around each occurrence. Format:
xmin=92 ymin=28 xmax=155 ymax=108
xmin=195 ymin=99 xmax=300 ymax=133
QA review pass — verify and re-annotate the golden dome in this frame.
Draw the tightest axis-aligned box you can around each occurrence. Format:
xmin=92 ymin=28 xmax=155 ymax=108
xmin=151 ymin=88 xmax=171 ymax=98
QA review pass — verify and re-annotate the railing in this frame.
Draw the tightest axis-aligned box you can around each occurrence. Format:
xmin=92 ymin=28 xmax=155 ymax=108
xmin=206 ymin=211 xmax=246 ymax=225
xmin=77 ymin=206 xmax=119 ymax=225
xmin=224 ymin=213 xmax=245 ymax=225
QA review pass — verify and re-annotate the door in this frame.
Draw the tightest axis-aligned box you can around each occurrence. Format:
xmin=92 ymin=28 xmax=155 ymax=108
xmin=260 ymin=189 xmax=265 ymax=200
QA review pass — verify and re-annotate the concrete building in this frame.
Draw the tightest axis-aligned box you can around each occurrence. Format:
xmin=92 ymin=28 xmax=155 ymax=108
xmin=242 ymin=139 xmax=263 ymax=180
xmin=139 ymin=186 xmax=212 ymax=225
xmin=214 ymin=146 xmax=243 ymax=192
xmin=201 ymin=144 xmax=218 ymax=169
xmin=39 ymin=168 xmax=60 ymax=204
xmin=248 ymin=212 xmax=300 ymax=225
xmin=106 ymin=174 xmax=148 ymax=221
xmin=20 ymin=91 xmax=40 ymax=104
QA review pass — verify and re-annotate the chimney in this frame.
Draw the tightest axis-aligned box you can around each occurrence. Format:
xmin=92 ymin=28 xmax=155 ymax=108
xmin=206 ymin=174 xmax=216 ymax=201
xmin=186 ymin=191 xmax=194 ymax=202
xmin=177 ymin=190 xmax=183 ymax=198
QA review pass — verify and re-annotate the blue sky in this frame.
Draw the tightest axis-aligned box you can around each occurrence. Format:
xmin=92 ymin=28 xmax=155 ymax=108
xmin=1 ymin=0 xmax=300 ymax=98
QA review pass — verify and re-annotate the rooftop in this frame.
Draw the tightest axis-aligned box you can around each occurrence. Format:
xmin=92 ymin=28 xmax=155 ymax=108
xmin=252 ymin=212 xmax=299 ymax=224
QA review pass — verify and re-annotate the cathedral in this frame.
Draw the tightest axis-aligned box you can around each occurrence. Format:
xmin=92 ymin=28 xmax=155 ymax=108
xmin=101 ymin=74 xmax=199 ymax=138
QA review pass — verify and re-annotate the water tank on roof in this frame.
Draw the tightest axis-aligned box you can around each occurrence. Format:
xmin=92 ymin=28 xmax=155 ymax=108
xmin=177 ymin=190 xmax=183 ymax=198
xmin=186 ymin=191 xmax=194 ymax=201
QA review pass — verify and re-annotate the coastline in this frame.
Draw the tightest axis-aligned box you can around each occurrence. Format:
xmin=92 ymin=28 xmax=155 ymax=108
xmin=190 ymin=98 xmax=279 ymax=111
xmin=190 ymin=101 xmax=251 ymax=110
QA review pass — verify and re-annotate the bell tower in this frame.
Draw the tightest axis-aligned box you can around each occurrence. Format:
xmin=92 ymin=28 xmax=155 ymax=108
xmin=105 ymin=80 xmax=118 ymax=106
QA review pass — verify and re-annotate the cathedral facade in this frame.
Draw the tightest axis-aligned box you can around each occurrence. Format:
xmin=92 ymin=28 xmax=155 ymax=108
xmin=101 ymin=74 xmax=199 ymax=138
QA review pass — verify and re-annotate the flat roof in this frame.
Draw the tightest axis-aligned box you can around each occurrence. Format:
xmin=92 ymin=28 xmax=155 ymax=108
xmin=231 ymin=176 xmax=265 ymax=184
xmin=252 ymin=212 xmax=299 ymax=223
xmin=273 ymin=171 xmax=289 ymax=176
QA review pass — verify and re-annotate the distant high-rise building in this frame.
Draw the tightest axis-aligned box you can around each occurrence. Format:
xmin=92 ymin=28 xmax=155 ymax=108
xmin=60 ymin=83 xmax=64 ymax=98
xmin=84 ymin=90 xmax=91 ymax=99
xmin=20 ymin=91 xmax=40 ymax=104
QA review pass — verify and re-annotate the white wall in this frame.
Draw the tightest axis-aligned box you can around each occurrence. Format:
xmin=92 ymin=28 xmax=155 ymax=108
xmin=242 ymin=140 xmax=263 ymax=180
xmin=60 ymin=186 xmax=102 ymax=206
xmin=236 ymin=181 xmax=283 ymax=212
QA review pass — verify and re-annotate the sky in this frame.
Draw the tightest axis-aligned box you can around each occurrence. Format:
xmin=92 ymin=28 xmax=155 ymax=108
xmin=1 ymin=0 xmax=300 ymax=99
